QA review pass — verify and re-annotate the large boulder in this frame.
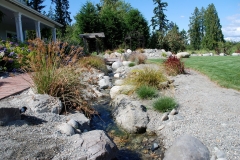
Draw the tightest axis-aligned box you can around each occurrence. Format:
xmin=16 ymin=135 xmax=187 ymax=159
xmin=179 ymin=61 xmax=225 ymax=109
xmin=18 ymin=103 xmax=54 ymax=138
xmin=112 ymin=61 xmax=123 ymax=70
xmin=164 ymin=134 xmax=210 ymax=160
xmin=176 ymin=52 xmax=190 ymax=58
xmin=9 ymin=92 xmax=63 ymax=114
xmin=53 ymin=130 xmax=118 ymax=160
xmin=112 ymin=95 xmax=149 ymax=133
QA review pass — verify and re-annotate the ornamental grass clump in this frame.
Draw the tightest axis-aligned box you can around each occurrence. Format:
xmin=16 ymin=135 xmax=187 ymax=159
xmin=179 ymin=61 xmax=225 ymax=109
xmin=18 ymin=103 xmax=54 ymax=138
xmin=128 ymin=52 xmax=147 ymax=64
xmin=136 ymin=85 xmax=157 ymax=99
xmin=78 ymin=55 xmax=107 ymax=73
xmin=125 ymin=66 xmax=167 ymax=89
xmin=153 ymin=96 xmax=177 ymax=112
xmin=164 ymin=56 xmax=185 ymax=76
xmin=28 ymin=38 xmax=96 ymax=117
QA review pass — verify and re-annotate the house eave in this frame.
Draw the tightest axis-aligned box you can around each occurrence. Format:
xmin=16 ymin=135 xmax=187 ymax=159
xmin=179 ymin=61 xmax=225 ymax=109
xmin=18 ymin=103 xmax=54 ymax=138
xmin=7 ymin=0 xmax=63 ymax=28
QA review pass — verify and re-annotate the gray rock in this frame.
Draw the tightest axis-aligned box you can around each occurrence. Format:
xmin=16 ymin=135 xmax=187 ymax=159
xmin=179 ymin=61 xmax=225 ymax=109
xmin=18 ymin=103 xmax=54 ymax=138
xmin=53 ymin=130 xmax=118 ymax=160
xmin=151 ymin=143 xmax=159 ymax=151
xmin=98 ymin=76 xmax=111 ymax=89
xmin=232 ymin=53 xmax=240 ymax=56
xmin=122 ymin=61 xmax=132 ymax=66
xmin=67 ymin=113 xmax=90 ymax=131
xmin=112 ymin=96 xmax=149 ymax=133
xmin=164 ymin=134 xmax=210 ymax=160
xmin=28 ymin=94 xmax=63 ymax=114
xmin=219 ymin=53 xmax=226 ymax=56
xmin=177 ymin=52 xmax=190 ymax=58
xmin=57 ymin=123 xmax=75 ymax=136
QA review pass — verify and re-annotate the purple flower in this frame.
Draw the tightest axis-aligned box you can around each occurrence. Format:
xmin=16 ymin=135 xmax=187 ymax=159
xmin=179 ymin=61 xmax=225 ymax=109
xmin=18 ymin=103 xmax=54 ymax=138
xmin=10 ymin=42 xmax=14 ymax=45
xmin=8 ymin=59 xmax=13 ymax=63
xmin=9 ymin=52 xmax=14 ymax=56
xmin=3 ymin=48 xmax=7 ymax=52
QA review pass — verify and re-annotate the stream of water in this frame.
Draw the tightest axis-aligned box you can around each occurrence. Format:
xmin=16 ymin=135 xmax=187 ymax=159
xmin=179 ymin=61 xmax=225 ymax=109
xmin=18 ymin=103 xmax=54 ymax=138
xmin=90 ymin=97 xmax=165 ymax=160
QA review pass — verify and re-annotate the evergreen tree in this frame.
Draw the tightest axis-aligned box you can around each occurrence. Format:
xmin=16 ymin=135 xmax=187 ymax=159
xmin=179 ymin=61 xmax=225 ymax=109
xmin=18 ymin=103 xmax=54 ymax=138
xmin=202 ymin=3 xmax=224 ymax=50
xmin=151 ymin=0 xmax=168 ymax=32
xmin=124 ymin=9 xmax=150 ymax=49
xmin=188 ymin=7 xmax=201 ymax=50
xmin=27 ymin=0 xmax=45 ymax=12
xmin=165 ymin=24 xmax=185 ymax=53
xmin=52 ymin=0 xmax=72 ymax=37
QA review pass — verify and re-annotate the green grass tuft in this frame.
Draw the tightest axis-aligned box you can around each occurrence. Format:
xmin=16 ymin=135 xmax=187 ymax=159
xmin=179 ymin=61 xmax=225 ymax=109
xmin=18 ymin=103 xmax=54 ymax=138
xmin=153 ymin=96 xmax=177 ymax=112
xmin=136 ymin=85 xmax=157 ymax=99
xmin=128 ymin=62 xmax=135 ymax=67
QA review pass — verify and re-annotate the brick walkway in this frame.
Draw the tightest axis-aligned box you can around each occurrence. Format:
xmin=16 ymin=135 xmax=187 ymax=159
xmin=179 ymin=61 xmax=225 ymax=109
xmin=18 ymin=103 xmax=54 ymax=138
xmin=0 ymin=73 xmax=33 ymax=100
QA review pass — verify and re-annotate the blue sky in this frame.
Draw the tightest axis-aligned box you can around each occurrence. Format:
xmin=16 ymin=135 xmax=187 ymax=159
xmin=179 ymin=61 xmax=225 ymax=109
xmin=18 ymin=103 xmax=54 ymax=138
xmin=44 ymin=0 xmax=240 ymax=41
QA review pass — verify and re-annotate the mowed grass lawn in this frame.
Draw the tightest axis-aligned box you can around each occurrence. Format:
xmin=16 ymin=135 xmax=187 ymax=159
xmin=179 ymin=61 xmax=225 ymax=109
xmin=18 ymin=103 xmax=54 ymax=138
xmin=148 ymin=56 xmax=240 ymax=91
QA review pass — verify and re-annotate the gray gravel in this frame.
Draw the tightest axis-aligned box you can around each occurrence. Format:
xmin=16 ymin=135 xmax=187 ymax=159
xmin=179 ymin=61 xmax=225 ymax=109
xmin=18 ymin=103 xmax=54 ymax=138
xmin=152 ymin=70 xmax=240 ymax=160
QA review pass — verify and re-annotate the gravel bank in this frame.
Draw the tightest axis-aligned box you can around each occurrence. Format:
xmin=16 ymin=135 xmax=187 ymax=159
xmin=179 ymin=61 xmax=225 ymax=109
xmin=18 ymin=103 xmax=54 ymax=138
xmin=157 ymin=70 xmax=240 ymax=160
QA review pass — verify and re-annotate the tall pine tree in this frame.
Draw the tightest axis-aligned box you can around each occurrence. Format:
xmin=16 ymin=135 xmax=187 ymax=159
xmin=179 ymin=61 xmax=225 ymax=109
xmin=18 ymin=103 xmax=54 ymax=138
xmin=202 ymin=3 xmax=224 ymax=50
xmin=188 ymin=7 xmax=201 ymax=50
xmin=52 ymin=0 xmax=72 ymax=37
xmin=151 ymin=0 xmax=168 ymax=32
xmin=27 ymin=0 xmax=45 ymax=13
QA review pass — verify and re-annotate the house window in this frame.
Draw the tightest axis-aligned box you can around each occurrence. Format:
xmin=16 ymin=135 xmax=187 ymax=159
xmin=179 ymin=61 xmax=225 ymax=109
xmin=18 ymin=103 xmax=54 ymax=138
xmin=6 ymin=31 xmax=17 ymax=42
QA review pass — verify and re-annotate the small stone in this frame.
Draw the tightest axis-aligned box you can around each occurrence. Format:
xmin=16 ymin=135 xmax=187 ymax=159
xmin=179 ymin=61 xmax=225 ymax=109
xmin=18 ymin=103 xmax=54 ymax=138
xmin=151 ymin=143 xmax=159 ymax=152
xmin=114 ymin=73 xmax=120 ymax=78
xmin=170 ymin=109 xmax=178 ymax=115
xmin=161 ymin=112 xmax=169 ymax=121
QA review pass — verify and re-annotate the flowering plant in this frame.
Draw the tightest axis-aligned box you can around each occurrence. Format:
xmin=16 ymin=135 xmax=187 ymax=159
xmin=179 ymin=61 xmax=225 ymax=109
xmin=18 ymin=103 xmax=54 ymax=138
xmin=0 ymin=40 xmax=30 ymax=72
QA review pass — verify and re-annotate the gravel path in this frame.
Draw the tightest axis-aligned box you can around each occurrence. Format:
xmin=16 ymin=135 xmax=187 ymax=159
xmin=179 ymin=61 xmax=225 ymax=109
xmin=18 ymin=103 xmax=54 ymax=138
xmin=157 ymin=70 xmax=240 ymax=160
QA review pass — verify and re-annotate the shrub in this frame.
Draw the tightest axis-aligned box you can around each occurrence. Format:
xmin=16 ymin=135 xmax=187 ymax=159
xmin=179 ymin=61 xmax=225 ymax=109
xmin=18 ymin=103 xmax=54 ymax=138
xmin=128 ymin=52 xmax=147 ymax=64
xmin=136 ymin=48 xmax=145 ymax=53
xmin=79 ymin=55 xmax=107 ymax=73
xmin=28 ymin=38 xmax=96 ymax=117
xmin=0 ymin=40 xmax=30 ymax=72
xmin=128 ymin=62 xmax=135 ymax=67
xmin=153 ymin=96 xmax=177 ymax=112
xmin=116 ymin=48 xmax=125 ymax=53
xmin=136 ymin=85 xmax=157 ymax=99
xmin=124 ymin=66 xmax=167 ymax=89
xmin=105 ymin=49 xmax=112 ymax=54
xmin=164 ymin=56 xmax=185 ymax=76
xmin=162 ymin=52 xmax=167 ymax=57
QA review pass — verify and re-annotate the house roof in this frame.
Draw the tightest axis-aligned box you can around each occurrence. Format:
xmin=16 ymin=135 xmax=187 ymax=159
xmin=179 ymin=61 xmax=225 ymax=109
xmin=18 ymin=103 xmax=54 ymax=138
xmin=5 ymin=0 xmax=63 ymax=27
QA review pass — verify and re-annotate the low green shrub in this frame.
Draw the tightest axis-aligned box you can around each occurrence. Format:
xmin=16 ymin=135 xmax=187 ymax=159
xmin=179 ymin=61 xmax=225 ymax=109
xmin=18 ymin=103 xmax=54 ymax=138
xmin=153 ymin=96 xmax=177 ymax=112
xmin=162 ymin=52 xmax=167 ymax=57
xmin=128 ymin=62 xmax=135 ymax=67
xmin=136 ymin=85 xmax=157 ymax=99
xmin=164 ymin=56 xmax=185 ymax=76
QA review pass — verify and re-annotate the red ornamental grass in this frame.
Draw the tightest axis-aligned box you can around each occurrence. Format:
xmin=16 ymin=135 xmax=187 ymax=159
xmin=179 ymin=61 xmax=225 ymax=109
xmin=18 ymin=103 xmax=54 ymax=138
xmin=164 ymin=56 xmax=185 ymax=76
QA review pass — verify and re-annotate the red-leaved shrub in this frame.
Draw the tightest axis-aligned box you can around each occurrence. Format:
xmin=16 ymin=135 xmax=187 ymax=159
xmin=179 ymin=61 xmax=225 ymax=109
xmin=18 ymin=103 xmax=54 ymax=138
xmin=164 ymin=56 xmax=185 ymax=76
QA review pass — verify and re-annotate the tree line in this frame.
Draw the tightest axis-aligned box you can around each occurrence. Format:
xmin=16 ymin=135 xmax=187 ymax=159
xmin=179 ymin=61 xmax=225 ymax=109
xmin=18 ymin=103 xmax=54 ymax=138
xmin=23 ymin=0 xmax=240 ymax=54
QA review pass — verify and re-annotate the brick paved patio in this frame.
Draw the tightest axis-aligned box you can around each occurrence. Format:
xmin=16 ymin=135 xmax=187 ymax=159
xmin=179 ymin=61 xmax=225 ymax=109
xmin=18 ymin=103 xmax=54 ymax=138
xmin=0 ymin=73 xmax=33 ymax=100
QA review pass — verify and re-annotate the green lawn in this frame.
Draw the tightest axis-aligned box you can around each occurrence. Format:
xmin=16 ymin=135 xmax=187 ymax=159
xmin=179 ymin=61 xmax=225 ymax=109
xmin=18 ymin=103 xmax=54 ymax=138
xmin=148 ymin=56 xmax=240 ymax=91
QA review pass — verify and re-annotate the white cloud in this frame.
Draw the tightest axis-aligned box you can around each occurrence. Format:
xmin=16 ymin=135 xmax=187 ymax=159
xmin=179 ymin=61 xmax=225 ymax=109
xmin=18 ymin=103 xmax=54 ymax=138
xmin=222 ymin=14 xmax=240 ymax=41
xmin=180 ymin=15 xmax=185 ymax=18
